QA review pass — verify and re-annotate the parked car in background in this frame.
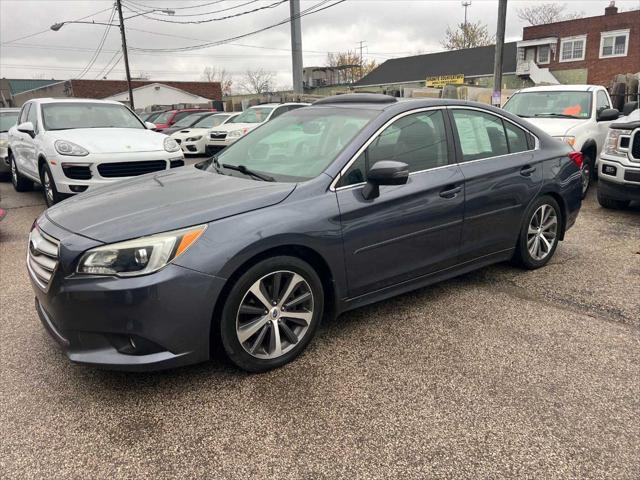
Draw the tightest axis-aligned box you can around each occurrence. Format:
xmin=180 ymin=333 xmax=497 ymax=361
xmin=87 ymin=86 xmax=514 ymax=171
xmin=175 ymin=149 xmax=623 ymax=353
xmin=171 ymin=112 xmax=239 ymax=155
xmin=503 ymin=85 xmax=619 ymax=197
xmin=28 ymin=94 xmax=582 ymax=373
xmin=160 ymin=111 xmax=218 ymax=136
xmin=0 ymin=108 xmax=21 ymax=178
xmin=205 ymin=103 xmax=309 ymax=155
xmin=597 ymin=108 xmax=640 ymax=209
xmin=141 ymin=110 xmax=168 ymax=123
xmin=152 ymin=108 xmax=216 ymax=132
xmin=7 ymin=98 xmax=184 ymax=206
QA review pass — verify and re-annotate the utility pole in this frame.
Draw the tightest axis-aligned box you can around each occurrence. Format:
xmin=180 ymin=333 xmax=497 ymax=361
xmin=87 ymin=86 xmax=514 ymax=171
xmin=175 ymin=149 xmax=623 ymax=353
xmin=358 ymin=40 xmax=366 ymax=81
xmin=289 ymin=0 xmax=303 ymax=94
xmin=116 ymin=0 xmax=134 ymax=109
xmin=492 ymin=0 xmax=508 ymax=107
xmin=462 ymin=0 xmax=471 ymax=48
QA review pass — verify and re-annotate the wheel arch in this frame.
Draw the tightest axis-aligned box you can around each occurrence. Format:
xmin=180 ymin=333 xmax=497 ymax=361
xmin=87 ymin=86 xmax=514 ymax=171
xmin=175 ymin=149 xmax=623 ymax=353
xmin=209 ymin=244 xmax=338 ymax=357
xmin=531 ymin=189 xmax=568 ymax=240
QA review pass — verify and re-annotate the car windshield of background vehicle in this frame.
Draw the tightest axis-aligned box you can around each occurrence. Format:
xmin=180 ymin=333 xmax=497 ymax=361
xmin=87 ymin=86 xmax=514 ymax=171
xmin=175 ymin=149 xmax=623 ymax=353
xmin=173 ymin=114 xmax=205 ymax=128
xmin=153 ymin=111 xmax=173 ymax=124
xmin=195 ymin=114 xmax=228 ymax=128
xmin=211 ymin=107 xmax=377 ymax=182
xmin=231 ymin=107 xmax=274 ymax=124
xmin=0 ymin=111 xmax=19 ymax=132
xmin=503 ymin=91 xmax=592 ymax=119
xmin=42 ymin=103 xmax=144 ymax=130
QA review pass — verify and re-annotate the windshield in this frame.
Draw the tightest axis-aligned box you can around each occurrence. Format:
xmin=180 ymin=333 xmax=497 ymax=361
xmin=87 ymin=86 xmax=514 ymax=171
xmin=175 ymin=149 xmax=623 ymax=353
xmin=194 ymin=114 xmax=228 ymax=128
xmin=208 ymin=107 xmax=376 ymax=182
xmin=0 ymin=111 xmax=19 ymax=132
xmin=503 ymin=91 xmax=592 ymax=119
xmin=173 ymin=113 xmax=206 ymax=128
xmin=42 ymin=103 xmax=144 ymax=130
xmin=153 ymin=111 xmax=174 ymax=124
xmin=231 ymin=107 xmax=274 ymax=124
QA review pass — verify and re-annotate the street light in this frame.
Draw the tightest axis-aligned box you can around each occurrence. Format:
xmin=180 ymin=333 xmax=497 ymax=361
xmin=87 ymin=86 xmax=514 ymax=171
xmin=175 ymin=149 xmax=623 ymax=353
xmin=50 ymin=3 xmax=175 ymax=109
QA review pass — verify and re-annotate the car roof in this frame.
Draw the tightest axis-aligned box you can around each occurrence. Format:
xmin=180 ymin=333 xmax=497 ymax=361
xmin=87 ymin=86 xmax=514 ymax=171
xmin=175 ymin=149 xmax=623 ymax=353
xmin=249 ymin=103 xmax=309 ymax=109
xmin=0 ymin=108 xmax=21 ymax=112
xmin=28 ymin=98 xmax=125 ymax=105
xmin=516 ymin=85 xmax=601 ymax=93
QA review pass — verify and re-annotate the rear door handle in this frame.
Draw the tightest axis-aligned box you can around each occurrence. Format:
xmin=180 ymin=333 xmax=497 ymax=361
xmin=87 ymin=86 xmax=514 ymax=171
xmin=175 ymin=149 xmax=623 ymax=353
xmin=439 ymin=185 xmax=462 ymax=198
xmin=520 ymin=165 xmax=536 ymax=176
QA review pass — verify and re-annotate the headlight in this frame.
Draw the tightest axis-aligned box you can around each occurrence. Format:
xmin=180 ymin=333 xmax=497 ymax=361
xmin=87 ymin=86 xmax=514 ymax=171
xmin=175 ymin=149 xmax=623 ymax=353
xmin=186 ymin=136 xmax=202 ymax=142
xmin=553 ymin=136 xmax=576 ymax=147
xmin=604 ymin=128 xmax=631 ymax=157
xmin=54 ymin=140 xmax=89 ymax=156
xmin=163 ymin=137 xmax=181 ymax=152
xmin=77 ymin=224 xmax=206 ymax=277
xmin=227 ymin=129 xmax=245 ymax=139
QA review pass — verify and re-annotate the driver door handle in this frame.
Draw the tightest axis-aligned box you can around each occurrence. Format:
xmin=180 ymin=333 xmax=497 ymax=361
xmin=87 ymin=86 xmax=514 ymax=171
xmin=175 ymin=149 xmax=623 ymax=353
xmin=439 ymin=185 xmax=462 ymax=198
xmin=520 ymin=165 xmax=536 ymax=176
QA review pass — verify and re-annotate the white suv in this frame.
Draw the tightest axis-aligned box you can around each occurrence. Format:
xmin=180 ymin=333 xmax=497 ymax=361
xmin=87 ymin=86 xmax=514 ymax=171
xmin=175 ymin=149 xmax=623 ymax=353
xmin=205 ymin=103 xmax=309 ymax=155
xmin=7 ymin=98 xmax=184 ymax=206
xmin=503 ymin=85 xmax=619 ymax=197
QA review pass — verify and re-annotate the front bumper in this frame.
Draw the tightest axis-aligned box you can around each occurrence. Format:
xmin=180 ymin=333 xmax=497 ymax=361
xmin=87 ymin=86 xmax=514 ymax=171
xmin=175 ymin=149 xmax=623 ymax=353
xmin=29 ymin=217 xmax=226 ymax=371
xmin=598 ymin=153 xmax=640 ymax=201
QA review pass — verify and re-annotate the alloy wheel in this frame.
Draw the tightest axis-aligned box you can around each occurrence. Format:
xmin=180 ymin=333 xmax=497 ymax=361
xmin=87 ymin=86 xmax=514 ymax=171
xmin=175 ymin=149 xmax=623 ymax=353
xmin=43 ymin=170 xmax=54 ymax=205
xmin=527 ymin=204 xmax=558 ymax=261
xmin=581 ymin=163 xmax=591 ymax=195
xmin=10 ymin=157 xmax=17 ymax=186
xmin=236 ymin=270 xmax=314 ymax=359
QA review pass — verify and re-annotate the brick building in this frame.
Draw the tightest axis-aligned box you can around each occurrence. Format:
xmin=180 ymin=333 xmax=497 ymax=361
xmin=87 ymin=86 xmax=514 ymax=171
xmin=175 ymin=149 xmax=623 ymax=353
xmin=516 ymin=2 xmax=639 ymax=86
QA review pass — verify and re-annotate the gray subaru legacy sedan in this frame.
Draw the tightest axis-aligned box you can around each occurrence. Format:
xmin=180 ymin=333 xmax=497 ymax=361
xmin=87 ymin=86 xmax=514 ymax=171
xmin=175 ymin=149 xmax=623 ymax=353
xmin=28 ymin=94 xmax=583 ymax=372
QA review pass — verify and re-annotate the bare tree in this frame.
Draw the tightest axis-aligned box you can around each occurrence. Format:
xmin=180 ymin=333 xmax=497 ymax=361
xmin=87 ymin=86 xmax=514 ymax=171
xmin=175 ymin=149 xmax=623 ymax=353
xmin=441 ymin=21 xmax=495 ymax=50
xmin=517 ymin=2 xmax=583 ymax=25
xmin=201 ymin=66 xmax=233 ymax=96
xmin=31 ymin=72 xmax=47 ymax=80
xmin=239 ymin=68 xmax=275 ymax=94
xmin=326 ymin=50 xmax=378 ymax=83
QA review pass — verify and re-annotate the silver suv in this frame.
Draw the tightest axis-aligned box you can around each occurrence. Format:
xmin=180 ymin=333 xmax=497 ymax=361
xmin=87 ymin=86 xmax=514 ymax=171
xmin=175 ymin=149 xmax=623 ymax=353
xmin=598 ymin=108 xmax=640 ymax=209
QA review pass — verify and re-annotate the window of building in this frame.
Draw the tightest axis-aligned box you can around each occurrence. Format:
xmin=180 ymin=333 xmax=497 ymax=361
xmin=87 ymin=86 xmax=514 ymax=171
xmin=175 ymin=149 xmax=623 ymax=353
xmin=560 ymin=35 xmax=586 ymax=62
xmin=600 ymin=29 xmax=629 ymax=58
xmin=537 ymin=45 xmax=550 ymax=64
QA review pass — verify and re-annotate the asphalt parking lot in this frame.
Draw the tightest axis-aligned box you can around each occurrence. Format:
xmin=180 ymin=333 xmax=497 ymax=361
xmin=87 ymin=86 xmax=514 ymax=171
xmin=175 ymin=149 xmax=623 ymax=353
xmin=1 ymin=176 xmax=638 ymax=479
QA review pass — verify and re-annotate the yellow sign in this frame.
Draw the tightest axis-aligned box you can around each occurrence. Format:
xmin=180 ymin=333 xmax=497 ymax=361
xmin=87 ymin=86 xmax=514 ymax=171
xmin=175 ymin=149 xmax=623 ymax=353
xmin=425 ymin=74 xmax=465 ymax=87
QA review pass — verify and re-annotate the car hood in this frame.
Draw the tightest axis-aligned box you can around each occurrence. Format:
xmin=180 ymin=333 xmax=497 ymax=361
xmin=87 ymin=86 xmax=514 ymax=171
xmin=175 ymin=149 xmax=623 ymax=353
xmin=45 ymin=167 xmax=296 ymax=243
xmin=171 ymin=128 xmax=208 ymax=140
xmin=211 ymin=122 xmax=262 ymax=133
xmin=46 ymin=128 xmax=167 ymax=153
xmin=521 ymin=117 xmax=586 ymax=137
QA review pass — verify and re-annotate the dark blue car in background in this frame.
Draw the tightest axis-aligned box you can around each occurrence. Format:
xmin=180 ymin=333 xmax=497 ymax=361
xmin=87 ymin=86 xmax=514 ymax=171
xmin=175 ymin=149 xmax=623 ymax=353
xmin=28 ymin=94 xmax=582 ymax=372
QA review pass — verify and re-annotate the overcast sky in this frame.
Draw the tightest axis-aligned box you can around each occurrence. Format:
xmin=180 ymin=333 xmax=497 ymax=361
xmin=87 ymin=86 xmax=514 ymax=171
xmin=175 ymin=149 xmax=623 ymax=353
xmin=1 ymin=0 xmax=638 ymax=91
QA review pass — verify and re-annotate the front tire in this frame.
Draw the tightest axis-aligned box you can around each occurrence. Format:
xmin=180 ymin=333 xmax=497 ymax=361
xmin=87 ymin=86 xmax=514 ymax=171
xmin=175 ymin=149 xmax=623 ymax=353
xmin=9 ymin=152 xmax=33 ymax=192
xmin=39 ymin=162 xmax=63 ymax=207
xmin=219 ymin=256 xmax=324 ymax=372
xmin=513 ymin=196 xmax=562 ymax=270
xmin=597 ymin=189 xmax=629 ymax=210
xmin=580 ymin=154 xmax=593 ymax=199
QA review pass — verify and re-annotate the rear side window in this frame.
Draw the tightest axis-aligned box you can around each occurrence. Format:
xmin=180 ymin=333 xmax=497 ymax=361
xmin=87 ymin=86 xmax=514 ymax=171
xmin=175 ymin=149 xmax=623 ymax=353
xmin=452 ymin=109 xmax=532 ymax=161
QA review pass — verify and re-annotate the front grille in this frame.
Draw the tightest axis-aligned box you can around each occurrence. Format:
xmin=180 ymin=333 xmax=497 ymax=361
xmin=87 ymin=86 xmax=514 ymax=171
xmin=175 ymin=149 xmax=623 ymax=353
xmin=27 ymin=228 xmax=59 ymax=291
xmin=98 ymin=160 xmax=167 ymax=178
xmin=631 ymin=130 xmax=640 ymax=161
xmin=623 ymin=170 xmax=640 ymax=183
xmin=170 ymin=159 xmax=184 ymax=168
xmin=210 ymin=131 xmax=227 ymax=140
xmin=61 ymin=164 xmax=91 ymax=180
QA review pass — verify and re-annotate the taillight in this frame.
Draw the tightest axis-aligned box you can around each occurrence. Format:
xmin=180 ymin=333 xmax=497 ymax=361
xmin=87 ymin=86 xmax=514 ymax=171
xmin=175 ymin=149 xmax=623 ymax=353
xmin=568 ymin=151 xmax=583 ymax=169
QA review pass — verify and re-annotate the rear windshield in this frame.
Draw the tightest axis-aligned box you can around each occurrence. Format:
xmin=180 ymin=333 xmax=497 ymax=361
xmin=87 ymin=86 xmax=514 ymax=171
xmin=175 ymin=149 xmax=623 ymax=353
xmin=42 ymin=103 xmax=144 ymax=130
xmin=503 ymin=91 xmax=592 ymax=119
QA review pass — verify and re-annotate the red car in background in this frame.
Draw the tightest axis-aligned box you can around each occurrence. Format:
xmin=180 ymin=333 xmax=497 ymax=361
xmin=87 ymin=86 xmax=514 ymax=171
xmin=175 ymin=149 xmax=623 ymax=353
xmin=152 ymin=108 xmax=216 ymax=131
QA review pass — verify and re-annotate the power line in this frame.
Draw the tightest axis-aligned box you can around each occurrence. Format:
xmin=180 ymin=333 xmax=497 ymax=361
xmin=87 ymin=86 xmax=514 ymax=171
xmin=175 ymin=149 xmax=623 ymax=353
xmin=129 ymin=0 xmax=347 ymax=53
xmin=125 ymin=0 xmax=227 ymax=12
xmin=103 ymin=54 xmax=123 ymax=77
xmin=95 ymin=50 xmax=121 ymax=79
xmin=124 ymin=0 xmax=259 ymax=18
xmin=76 ymin=6 xmax=117 ymax=79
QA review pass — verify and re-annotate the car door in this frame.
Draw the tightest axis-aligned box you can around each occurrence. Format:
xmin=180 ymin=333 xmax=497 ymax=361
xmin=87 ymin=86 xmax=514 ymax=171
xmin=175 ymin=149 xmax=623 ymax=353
xmin=448 ymin=107 xmax=542 ymax=262
xmin=12 ymin=103 xmax=31 ymax=174
xmin=22 ymin=101 xmax=39 ymax=178
xmin=335 ymin=108 xmax=464 ymax=298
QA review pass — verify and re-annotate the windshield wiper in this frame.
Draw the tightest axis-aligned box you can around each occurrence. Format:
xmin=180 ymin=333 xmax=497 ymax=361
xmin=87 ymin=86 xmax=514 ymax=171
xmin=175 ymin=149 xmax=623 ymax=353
xmin=533 ymin=112 xmax=580 ymax=119
xmin=222 ymin=163 xmax=275 ymax=182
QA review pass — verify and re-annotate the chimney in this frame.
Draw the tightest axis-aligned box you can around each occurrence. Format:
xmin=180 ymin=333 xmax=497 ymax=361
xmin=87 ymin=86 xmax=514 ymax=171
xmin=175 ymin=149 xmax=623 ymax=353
xmin=605 ymin=1 xmax=618 ymax=15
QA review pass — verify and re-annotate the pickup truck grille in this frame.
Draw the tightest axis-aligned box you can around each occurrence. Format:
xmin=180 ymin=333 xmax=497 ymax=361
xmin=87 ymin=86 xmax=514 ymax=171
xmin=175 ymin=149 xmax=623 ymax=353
xmin=631 ymin=130 xmax=640 ymax=161
xmin=98 ymin=160 xmax=167 ymax=178
xmin=27 ymin=228 xmax=59 ymax=291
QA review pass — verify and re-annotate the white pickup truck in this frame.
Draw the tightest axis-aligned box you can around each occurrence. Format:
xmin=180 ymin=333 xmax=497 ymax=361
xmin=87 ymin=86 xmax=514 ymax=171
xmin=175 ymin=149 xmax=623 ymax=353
xmin=503 ymin=85 xmax=620 ymax=197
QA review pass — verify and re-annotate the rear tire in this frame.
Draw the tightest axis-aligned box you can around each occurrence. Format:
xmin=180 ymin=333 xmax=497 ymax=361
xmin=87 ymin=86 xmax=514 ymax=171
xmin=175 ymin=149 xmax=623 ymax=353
xmin=218 ymin=255 xmax=324 ymax=372
xmin=580 ymin=153 xmax=594 ymax=199
xmin=597 ymin=189 xmax=629 ymax=210
xmin=512 ymin=196 xmax=562 ymax=270
xmin=39 ymin=162 xmax=63 ymax=207
xmin=9 ymin=152 xmax=33 ymax=192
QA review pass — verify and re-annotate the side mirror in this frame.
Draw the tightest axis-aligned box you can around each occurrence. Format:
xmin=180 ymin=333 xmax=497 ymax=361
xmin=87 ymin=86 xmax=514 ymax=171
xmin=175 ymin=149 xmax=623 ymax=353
xmin=145 ymin=122 xmax=156 ymax=130
xmin=17 ymin=121 xmax=35 ymax=137
xmin=622 ymin=102 xmax=638 ymax=116
xmin=597 ymin=108 xmax=619 ymax=122
xmin=362 ymin=160 xmax=409 ymax=200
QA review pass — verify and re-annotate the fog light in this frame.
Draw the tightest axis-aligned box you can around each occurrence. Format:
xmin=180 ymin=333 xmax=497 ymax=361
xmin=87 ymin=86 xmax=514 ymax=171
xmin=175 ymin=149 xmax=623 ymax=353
xmin=69 ymin=185 xmax=88 ymax=193
xmin=602 ymin=164 xmax=617 ymax=176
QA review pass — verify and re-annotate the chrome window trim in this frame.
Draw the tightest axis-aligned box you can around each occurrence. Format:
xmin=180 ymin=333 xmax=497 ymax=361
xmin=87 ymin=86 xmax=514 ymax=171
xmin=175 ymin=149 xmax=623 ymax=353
xmin=330 ymin=105 xmax=540 ymax=192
